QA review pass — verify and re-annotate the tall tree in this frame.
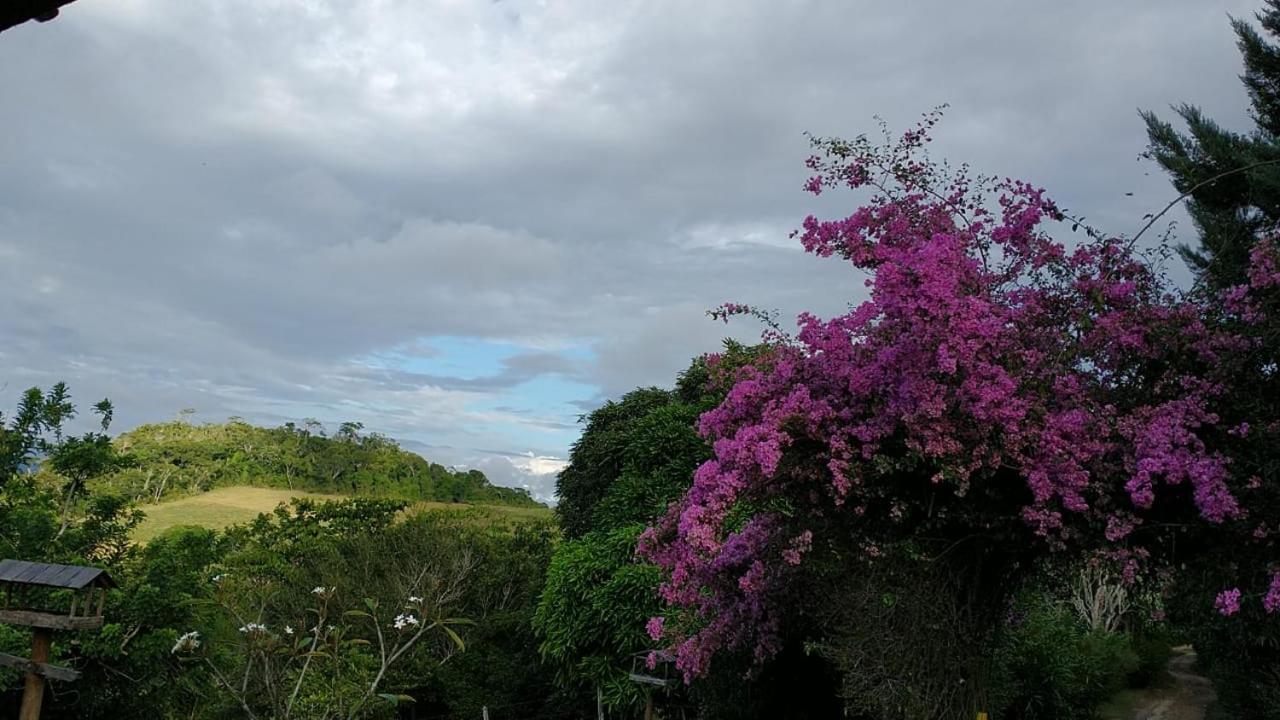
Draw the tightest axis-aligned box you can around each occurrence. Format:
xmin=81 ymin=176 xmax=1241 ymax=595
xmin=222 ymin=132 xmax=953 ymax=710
xmin=1144 ymin=8 xmax=1280 ymax=715
xmin=1142 ymin=1 xmax=1280 ymax=289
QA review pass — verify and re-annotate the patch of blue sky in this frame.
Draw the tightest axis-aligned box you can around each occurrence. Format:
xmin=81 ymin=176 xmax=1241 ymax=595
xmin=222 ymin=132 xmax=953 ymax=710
xmin=362 ymin=335 xmax=596 ymax=382
xmin=363 ymin=336 xmax=518 ymax=380
xmin=352 ymin=335 xmax=601 ymax=450
xmin=475 ymin=374 xmax=597 ymax=445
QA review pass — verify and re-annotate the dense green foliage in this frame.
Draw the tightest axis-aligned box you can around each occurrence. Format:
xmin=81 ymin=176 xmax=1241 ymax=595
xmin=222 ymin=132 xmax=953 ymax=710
xmin=553 ymin=388 xmax=677 ymax=539
xmin=0 ymin=386 xmax=562 ymax=718
xmin=187 ymin=500 xmax=565 ymax=719
xmin=536 ymin=357 xmax=719 ymax=711
xmin=99 ymin=418 xmax=541 ymax=507
xmin=988 ymin=594 xmax=1138 ymax=720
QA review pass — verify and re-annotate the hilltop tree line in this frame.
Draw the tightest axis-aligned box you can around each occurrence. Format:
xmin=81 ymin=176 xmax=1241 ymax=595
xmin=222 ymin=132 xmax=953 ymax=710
xmin=97 ymin=418 xmax=540 ymax=507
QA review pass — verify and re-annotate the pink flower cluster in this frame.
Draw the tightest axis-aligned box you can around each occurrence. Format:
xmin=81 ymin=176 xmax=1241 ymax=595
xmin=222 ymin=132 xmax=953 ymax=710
xmin=1215 ymin=588 xmax=1242 ymax=617
xmin=638 ymin=116 xmax=1274 ymax=681
xmin=1266 ymin=573 xmax=1280 ymax=615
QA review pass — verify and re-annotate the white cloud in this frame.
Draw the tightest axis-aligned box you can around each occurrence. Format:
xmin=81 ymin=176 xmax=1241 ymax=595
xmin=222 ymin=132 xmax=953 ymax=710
xmin=511 ymin=452 xmax=569 ymax=478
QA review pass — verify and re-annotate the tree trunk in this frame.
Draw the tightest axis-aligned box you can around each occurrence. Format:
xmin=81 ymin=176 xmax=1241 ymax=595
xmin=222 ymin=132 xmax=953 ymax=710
xmin=55 ymin=480 xmax=80 ymax=538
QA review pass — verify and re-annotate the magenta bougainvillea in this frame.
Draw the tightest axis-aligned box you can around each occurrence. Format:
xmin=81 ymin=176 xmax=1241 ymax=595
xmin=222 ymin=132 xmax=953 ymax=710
xmin=638 ymin=114 xmax=1278 ymax=681
xmin=1216 ymin=588 xmax=1243 ymax=617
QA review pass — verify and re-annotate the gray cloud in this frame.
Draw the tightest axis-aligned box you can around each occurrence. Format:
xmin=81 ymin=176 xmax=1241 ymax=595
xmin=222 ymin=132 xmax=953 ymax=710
xmin=0 ymin=0 xmax=1258 ymax=501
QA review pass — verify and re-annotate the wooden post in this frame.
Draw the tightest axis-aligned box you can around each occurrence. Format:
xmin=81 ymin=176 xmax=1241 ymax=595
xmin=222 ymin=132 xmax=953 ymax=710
xmin=481 ymin=706 xmax=489 ymax=720
xmin=597 ymin=685 xmax=604 ymax=720
xmin=643 ymin=692 xmax=653 ymax=720
xmin=18 ymin=628 xmax=52 ymax=720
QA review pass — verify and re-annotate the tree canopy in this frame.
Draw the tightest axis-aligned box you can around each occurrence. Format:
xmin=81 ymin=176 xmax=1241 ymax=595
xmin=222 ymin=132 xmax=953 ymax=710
xmin=99 ymin=418 xmax=541 ymax=507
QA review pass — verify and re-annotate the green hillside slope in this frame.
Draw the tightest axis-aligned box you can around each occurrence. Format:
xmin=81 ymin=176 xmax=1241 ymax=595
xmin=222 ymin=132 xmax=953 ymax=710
xmin=94 ymin=419 xmax=543 ymax=507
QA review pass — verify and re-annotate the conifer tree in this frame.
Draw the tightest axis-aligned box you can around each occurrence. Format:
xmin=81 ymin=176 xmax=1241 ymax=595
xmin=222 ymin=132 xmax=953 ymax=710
xmin=1143 ymin=1 xmax=1280 ymax=288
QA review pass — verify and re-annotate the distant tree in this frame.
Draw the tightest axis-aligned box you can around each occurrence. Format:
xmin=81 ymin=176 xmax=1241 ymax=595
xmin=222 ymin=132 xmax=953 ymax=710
xmin=337 ymin=421 xmax=364 ymax=441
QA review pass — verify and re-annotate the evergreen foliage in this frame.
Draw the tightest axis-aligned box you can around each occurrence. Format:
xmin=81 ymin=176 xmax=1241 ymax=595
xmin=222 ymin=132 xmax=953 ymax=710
xmin=1142 ymin=1 xmax=1280 ymax=289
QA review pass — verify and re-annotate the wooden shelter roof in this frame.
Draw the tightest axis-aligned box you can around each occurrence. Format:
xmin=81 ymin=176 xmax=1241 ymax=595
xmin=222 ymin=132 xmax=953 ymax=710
xmin=1 ymin=0 xmax=79 ymax=34
xmin=0 ymin=560 xmax=115 ymax=590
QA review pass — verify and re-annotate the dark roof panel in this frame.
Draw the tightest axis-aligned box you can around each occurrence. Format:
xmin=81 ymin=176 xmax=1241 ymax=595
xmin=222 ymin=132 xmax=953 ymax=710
xmin=0 ymin=560 xmax=115 ymax=589
xmin=1 ymin=1 xmax=79 ymax=34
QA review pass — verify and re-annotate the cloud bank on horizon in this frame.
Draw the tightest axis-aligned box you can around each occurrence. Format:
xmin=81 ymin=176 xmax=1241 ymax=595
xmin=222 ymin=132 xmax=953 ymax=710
xmin=0 ymin=0 xmax=1255 ymax=501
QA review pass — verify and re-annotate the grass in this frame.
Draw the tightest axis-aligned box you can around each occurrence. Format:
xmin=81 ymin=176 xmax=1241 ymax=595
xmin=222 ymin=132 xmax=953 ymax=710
xmin=1097 ymin=688 xmax=1145 ymax=720
xmin=132 ymin=486 xmax=553 ymax=542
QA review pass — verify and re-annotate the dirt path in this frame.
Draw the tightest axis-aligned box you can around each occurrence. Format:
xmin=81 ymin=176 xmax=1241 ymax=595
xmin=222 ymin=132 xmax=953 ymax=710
xmin=1124 ymin=646 xmax=1216 ymax=720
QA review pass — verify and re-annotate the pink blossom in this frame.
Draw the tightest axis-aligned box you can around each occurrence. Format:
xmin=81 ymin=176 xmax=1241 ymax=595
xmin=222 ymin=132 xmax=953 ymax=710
xmin=1215 ymin=588 xmax=1242 ymax=616
xmin=646 ymin=616 xmax=665 ymax=642
xmin=1264 ymin=574 xmax=1280 ymax=615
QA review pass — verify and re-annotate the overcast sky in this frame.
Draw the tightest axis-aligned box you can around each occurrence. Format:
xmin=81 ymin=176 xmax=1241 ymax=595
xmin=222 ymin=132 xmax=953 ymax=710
xmin=0 ymin=0 xmax=1258 ymax=501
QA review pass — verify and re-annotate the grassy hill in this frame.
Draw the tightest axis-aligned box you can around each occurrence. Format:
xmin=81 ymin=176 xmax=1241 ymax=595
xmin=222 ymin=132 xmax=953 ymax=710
xmin=132 ymin=486 xmax=553 ymax=542
xmin=95 ymin=419 xmax=544 ymax=508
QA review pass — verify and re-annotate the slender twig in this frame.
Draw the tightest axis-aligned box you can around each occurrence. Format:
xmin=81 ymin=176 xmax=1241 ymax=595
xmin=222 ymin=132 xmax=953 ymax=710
xmin=286 ymin=602 xmax=327 ymax=719
xmin=205 ymin=658 xmax=260 ymax=720
xmin=1129 ymin=157 xmax=1280 ymax=248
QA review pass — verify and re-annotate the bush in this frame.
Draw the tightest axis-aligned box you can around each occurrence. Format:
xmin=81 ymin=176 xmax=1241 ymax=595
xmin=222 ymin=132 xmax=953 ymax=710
xmin=989 ymin=594 xmax=1138 ymax=720
xmin=1127 ymin=628 xmax=1173 ymax=688
xmin=1166 ymin=551 xmax=1280 ymax=720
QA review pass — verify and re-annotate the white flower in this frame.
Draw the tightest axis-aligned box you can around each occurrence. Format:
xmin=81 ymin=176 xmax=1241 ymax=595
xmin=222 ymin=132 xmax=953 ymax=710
xmin=407 ymin=596 xmax=422 ymax=604
xmin=171 ymin=631 xmax=201 ymax=654
xmin=311 ymin=586 xmax=325 ymax=595
xmin=392 ymin=613 xmax=420 ymax=631
xmin=238 ymin=622 xmax=267 ymax=635
xmin=284 ymin=626 xmax=295 ymax=636
xmin=211 ymin=574 xmax=224 ymax=583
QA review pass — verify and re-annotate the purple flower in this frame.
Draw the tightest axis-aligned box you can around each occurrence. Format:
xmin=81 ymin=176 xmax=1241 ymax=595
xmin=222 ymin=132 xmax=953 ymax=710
xmin=645 ymin=616 xmax=665 ymax=642
xmin=1215 ymin=588 xmax=1242 ymax=617
xmin=1264 ymin=574 xmax=1280 ymax=615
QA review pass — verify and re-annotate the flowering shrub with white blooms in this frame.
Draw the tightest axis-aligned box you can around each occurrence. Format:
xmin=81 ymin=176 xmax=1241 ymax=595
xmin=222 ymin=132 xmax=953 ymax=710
xmin=171 ymin=631 xmax=201 ymax=654
xmin=238 ymin=623 xmax=267 ymax=635
xmin=392 ymin=613 xmax=420 ymax=631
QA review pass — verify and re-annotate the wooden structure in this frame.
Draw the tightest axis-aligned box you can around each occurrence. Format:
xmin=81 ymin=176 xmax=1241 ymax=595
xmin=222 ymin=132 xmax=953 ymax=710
xmin=0 ymin=1 xmax=79 ymax=35
xmin=629 ymin=651 xmax=676 ymax=720
xmin=0 ymin=559 xmax=114 ymax=720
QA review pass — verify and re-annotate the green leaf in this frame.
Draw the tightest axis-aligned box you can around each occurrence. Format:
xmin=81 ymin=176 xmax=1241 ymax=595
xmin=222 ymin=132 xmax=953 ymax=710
xmin=376 ymin=693 xmax=416 ymax=706
xmin=441 ymin=625 xmax=466 ymax=651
